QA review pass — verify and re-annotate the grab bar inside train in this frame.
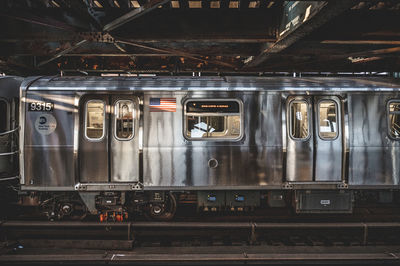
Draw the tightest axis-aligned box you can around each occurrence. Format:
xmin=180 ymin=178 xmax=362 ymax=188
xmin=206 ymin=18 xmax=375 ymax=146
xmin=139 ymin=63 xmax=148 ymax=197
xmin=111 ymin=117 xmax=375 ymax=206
xmin=0 ymin=176 xmax=19 ymax=181
xmin=0 ymin=127 xmax=19 ymax=136
xmin=0 ymin=151 xmax=18 ymax=156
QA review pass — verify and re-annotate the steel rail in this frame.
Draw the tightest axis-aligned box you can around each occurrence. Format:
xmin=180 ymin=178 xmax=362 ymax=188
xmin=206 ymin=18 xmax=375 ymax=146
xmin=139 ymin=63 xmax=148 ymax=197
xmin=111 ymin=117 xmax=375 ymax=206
xmin=0 ymin=246 xmax=399 ymax=264
xmin=2 ymin=221 xmax=400 ymax=228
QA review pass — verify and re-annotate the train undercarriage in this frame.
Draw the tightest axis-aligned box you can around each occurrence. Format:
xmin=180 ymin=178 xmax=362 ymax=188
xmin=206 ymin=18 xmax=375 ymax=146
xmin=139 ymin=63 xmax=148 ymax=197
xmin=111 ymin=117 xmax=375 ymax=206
xmin=6 ymin=189 xmax=399 ymax=222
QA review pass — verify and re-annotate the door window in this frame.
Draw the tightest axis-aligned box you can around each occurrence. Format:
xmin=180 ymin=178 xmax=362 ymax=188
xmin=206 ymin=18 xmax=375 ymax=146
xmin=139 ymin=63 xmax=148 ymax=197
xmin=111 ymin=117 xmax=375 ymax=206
xmin=388 ymin=101 xmax=400 ymax=139
xmin=318 ymin=100 xmax=338 ymax=139
xmin=115 ymin=100 xmax=135 ymax=140
xmin=289 ymin=100 xmax=309 ymax=140
xmin=85 ymin=100 xmax=105 ymax=140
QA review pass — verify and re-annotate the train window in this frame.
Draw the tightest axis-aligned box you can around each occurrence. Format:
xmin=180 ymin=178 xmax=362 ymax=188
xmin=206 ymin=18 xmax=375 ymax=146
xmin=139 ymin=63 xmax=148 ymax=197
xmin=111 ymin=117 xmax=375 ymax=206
xmin=184 ymin=100 xmax=242 ymax=140
xmin=289 ymin=100 xmax=309 ymax=139
xmin=115 ymin=100 xmax=134 ymax=140
xmin=388 ymin=101 xmax=400 ymax=139
xmin=85 ymin=100 xmax=105 ymax=140
xmin=0 ymin=100 xmax=7 ymax=132
xmin=318 ymin=100 xmax=338 ymax=140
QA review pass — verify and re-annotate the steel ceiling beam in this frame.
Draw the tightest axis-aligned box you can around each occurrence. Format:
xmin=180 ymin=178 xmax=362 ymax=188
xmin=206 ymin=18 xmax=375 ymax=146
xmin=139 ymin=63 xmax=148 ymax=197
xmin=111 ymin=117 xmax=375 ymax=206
xmin=0 ymin=12 xmax=79 ymax=32
xmin=244 ymin=0 xmax=360 ymax=68
xmin=37 ymin=40 xmax=88 ymax=67
xmin=103 ymin=0 xmax=171 ymax=32
xmin=116 ymin=38 xmax=238 ymax=69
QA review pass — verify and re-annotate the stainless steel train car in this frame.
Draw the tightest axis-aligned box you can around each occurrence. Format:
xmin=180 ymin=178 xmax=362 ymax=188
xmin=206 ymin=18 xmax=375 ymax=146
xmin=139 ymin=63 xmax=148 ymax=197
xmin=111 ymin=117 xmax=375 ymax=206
xmin=6 ymin=76 xmax=400 ymax=220
xmin=0 ymin=76 xmax=21 ymax=213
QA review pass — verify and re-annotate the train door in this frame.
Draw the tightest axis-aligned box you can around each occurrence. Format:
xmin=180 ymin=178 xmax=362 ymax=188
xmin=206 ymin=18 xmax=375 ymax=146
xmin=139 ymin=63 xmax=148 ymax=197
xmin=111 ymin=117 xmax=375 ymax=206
xmin=79 ymin=95 xmax=140 ymax=183
xmin=110 ymin=95 xmax=140 ymax=182
xmin=286 ymin=95 xmax=343 ymax=182
xmin=79 ymin=95 xmax=109 ymax=183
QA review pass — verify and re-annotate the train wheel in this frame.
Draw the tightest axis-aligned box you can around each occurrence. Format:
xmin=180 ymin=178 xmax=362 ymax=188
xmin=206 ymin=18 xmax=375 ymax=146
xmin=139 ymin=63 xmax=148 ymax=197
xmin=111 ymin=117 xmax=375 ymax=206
xmin=145 ymin=192 xmax=177 ymax=221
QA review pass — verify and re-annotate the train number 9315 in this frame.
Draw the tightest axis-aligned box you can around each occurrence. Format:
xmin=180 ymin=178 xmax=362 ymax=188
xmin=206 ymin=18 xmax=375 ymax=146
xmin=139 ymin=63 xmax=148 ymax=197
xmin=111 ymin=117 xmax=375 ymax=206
xmin=28 ymin=102 xmax=54 ymax=112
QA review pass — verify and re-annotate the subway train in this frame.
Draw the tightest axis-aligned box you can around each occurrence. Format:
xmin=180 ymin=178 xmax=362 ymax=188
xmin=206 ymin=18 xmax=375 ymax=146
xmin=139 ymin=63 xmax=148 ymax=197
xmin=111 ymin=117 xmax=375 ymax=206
xmin=1 ymin=75 xmax=400 ymax=221
xmin=0 ymin=76 xmax=21 ymax=211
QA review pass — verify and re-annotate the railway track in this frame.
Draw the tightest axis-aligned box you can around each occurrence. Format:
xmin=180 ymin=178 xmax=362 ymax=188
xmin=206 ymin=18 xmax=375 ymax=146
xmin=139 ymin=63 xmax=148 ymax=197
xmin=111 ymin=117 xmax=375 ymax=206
xmin=1 ymin=220 xmax=400 ymax=265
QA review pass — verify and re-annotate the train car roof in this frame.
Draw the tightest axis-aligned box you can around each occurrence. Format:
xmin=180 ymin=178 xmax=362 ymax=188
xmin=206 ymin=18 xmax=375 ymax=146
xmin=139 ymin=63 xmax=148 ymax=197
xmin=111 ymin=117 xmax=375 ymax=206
xmin=24 ymin=76 xmax=400 ymax=92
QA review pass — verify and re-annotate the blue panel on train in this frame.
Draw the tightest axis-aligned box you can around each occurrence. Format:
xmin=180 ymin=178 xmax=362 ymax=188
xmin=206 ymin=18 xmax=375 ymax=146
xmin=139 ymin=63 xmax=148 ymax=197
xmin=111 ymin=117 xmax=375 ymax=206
xmin=235 ymin=195 xmax=245 ymax=202
xmin=207 ymin=195 xmax=217 ymax=202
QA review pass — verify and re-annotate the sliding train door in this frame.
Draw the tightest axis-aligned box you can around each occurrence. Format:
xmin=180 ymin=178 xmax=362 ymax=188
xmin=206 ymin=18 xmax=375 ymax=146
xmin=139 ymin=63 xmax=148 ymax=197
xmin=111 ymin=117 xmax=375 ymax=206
xmin=286 ymin=96 xmax=314 ymax=181
xmin=79 ymin=95 xmax=109 ymax=183
xmin=110 ymin=95 xmax=140 ymax=182
xmin=313 ymin=96 xmax=342 ymax=181
xmin=79 ymin=95 xmax=140 ymax=183
xmin=286 ymin=95 xmax=343 ymax=182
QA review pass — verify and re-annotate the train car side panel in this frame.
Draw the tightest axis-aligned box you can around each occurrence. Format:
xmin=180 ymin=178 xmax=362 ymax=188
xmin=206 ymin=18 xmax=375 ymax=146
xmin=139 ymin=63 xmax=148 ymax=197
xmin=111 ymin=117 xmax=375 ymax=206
xmin=23 ymin=91 xmax=76 ymax=188
xmin=143 ymin=91 xmax=283 ymax=188
xmin=348 ymin=93 xmax=400 ymax=185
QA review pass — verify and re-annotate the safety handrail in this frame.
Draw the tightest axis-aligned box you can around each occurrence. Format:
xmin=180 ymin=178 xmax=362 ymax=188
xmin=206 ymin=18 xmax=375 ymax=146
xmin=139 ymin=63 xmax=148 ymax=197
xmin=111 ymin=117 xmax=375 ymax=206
xmin=0 ymin=150 xmax=18 ymax=156
xmin=0 ymin=127 xmax=19 ymax=136
xmin=0 ymin=176 xmax=19 ymax=181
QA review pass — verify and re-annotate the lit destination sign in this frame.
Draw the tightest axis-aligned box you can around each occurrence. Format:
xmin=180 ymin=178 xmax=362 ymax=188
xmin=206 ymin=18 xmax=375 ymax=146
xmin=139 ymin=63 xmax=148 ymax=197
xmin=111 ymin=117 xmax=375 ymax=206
xmin=186 ymin=101 xmax=240 ymax=113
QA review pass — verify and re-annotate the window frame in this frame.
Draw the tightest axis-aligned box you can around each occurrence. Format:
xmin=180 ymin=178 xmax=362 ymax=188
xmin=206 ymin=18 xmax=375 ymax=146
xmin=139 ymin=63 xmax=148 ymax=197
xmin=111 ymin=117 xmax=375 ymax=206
xmin=114 ymin=99 xmax=135 ymax=141
xmin=183 ymin=98 xmax=243 ymax=141
xmin=317 ymin=99 xmax=339 ymax=141
xmin=387 ymin=99 xmax=400 ymax=140
xmin=0 ymin=98 xmax=9 ymax=133
xmin=84 ymin=99 xmax=106 ymax=141
xmin=288 ymin=99 xmax=311 ymax=141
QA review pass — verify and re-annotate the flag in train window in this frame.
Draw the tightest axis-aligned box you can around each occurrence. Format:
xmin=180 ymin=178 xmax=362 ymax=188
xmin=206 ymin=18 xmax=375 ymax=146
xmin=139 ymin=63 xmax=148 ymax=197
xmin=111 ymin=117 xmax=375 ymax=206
xmin=289 ymin=100 xmax=309 ymax=140
xmin=388 ymin=101 xmax=400 ymax=139
xmin=115 ymin=100 xmax=134 ymax=140
xmin=184 ymin=99 xmax=242 ymax=140
xmin=85 ymin=100 xmax=105 ymax=140
xmin=318 ymin=100 xmax=338 ymax=140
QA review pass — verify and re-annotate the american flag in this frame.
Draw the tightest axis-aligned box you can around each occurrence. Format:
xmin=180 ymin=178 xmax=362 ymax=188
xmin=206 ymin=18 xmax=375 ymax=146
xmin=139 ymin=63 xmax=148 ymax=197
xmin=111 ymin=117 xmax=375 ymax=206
xmin=149 ymin=98 xmax=176 ymax=112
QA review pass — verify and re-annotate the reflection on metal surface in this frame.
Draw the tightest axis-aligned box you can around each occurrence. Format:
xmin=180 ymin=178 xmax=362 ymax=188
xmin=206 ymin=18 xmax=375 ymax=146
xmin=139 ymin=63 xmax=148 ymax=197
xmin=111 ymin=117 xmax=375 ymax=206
xmin=286 ymin=96 xmax=313 ymax=182
xmin=110 ymin=95 xmax=140 ymax=183
xmin=17 ymin=77 xmax=400 ymax=191
xmin=314 ymin=96 xmax=342 ymax=182
xmin=349 ymin=94 xmax=400 ymax=185
xmin=286 ymin=95 xmax=343 ymax=183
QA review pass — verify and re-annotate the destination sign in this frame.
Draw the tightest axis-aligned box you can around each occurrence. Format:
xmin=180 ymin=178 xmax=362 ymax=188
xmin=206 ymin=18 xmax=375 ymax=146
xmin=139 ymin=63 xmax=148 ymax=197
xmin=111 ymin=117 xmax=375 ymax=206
xmin=186 ymin=101 xmax=240 ymax=113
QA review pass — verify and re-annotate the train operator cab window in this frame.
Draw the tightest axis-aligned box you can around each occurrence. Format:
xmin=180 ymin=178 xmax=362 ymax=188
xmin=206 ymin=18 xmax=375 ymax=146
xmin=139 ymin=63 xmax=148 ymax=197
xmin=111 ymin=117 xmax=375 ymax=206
xmin=289 ymin=100 xmax=309 ymax=140
xmin=388 ymin=101 xmax=400 ymax=139
xmin=318 ymin=100 xmax=338 ymax=139
xmin=115 ymin=100 xmax=134 ymax=140
xmin=85 ymin=100 xmax=105 ymax=140
xmin=184 ymin=100 xmax=242 ymax=140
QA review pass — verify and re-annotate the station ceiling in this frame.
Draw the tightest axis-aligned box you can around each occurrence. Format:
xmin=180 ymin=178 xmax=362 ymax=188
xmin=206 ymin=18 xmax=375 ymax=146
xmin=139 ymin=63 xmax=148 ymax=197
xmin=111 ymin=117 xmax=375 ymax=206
xmin=0 ymin=0 xmax=399 ymax=75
